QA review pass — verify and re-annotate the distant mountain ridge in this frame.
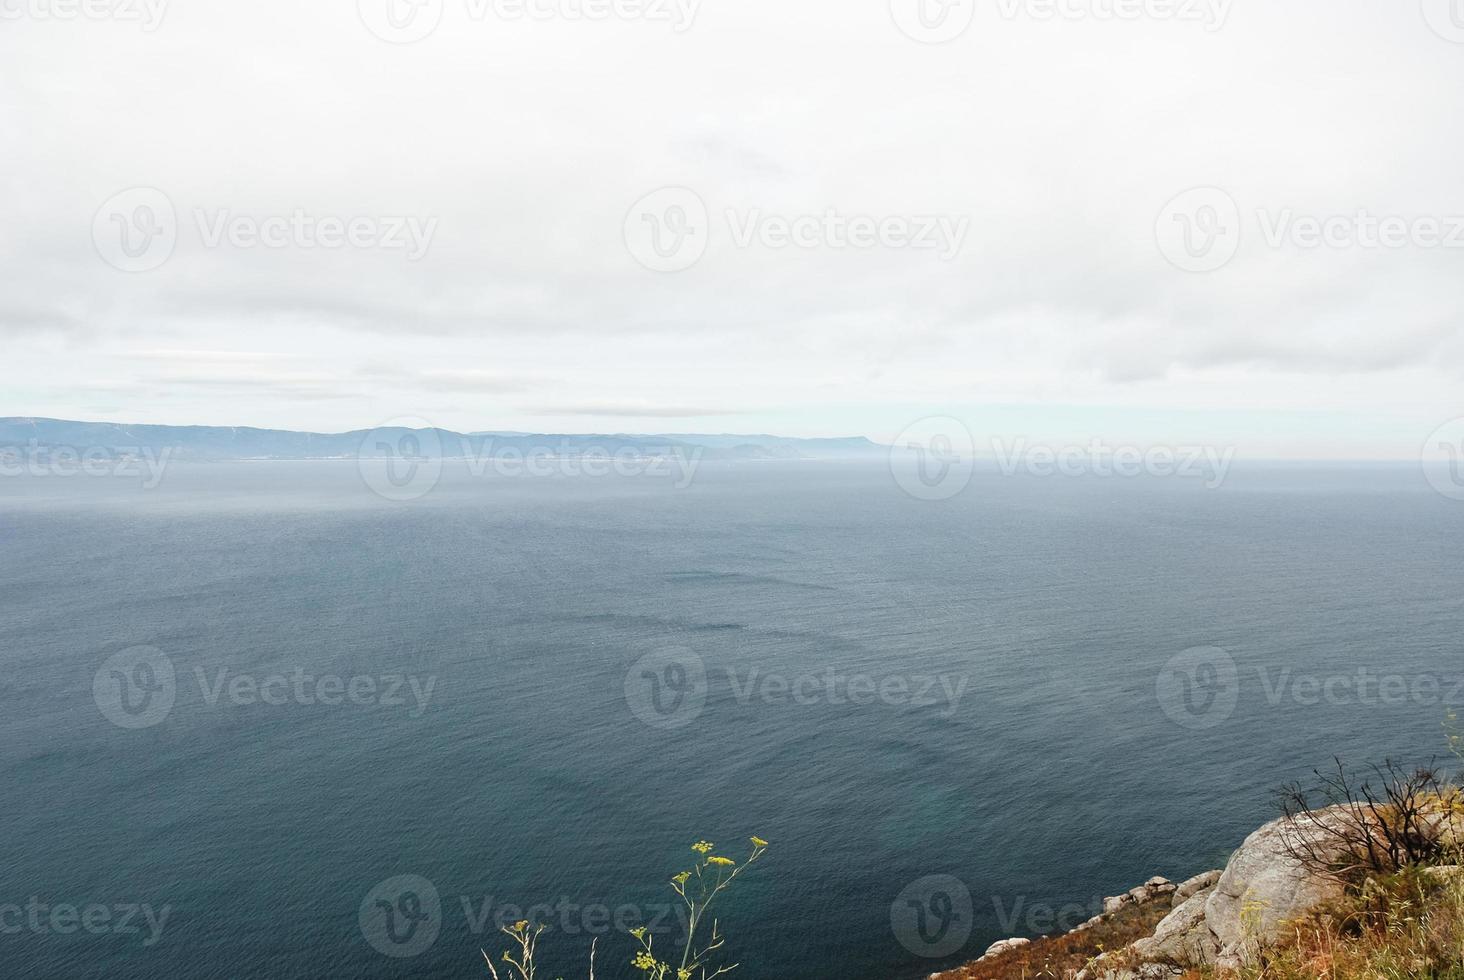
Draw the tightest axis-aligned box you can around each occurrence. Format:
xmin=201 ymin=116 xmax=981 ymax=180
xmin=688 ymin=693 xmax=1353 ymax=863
xmin=0 ymin=418 xmax=884 ymax=461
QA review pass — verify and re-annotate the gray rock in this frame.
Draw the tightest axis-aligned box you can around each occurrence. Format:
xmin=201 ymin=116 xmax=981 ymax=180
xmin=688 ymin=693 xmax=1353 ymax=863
xmin=1127 ymin=886 xmax=1153 ymax=904
xmin=978 ymin=936 xmax=1030 ymax=961
xmin=1171 ymin=870 xmax=1223 ymax=907
xmin=1079 ymin=953 xmax=1184 ymax=980
xmin=1088 ymin=807 xmax=1354 ymax=975
xmin=1129 ymin=885 xmax=1220 ymax=966
xmin=1204 ymin=808 xmax=1350 ymax=964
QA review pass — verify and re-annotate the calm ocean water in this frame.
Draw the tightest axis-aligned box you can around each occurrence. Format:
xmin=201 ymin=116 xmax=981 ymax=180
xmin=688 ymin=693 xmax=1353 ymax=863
xmin=1 ymin=461 xmax=1461 ymax=979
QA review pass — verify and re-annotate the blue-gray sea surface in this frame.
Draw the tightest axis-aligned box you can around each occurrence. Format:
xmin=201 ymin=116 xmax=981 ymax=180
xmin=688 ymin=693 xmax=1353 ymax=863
xmin=1 ymin=461 xmax=1460 ymax=979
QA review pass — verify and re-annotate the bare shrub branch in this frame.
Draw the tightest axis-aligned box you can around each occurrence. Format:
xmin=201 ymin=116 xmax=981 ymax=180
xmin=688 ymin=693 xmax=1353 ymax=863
xmin=1274 ymin=758 xmax=1453 ymax=884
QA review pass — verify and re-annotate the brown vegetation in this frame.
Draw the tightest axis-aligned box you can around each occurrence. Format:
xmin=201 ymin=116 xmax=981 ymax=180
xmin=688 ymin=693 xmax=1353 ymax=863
xmin=933 ymin=898 xmax=1174 ymax=980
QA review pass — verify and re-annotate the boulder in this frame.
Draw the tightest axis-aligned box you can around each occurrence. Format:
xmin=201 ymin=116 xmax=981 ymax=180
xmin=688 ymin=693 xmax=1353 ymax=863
xmin=1078 ymin=952 xmax=1185 ymax=980
xmin=978 ymin=937 xmax=1030 ymax=961
xmin=1104 ymin=878 xmax=1171 ymax=916
xmin=1204 ymin=808 xmax=1350 ymax=965
xmin=1092 ymin=808 xmax=1354 ymax=974
xmin=1171 ymin=870 xmax=1222 ymax=907
xmin=1128 ymin=884 xmax=1220 ymax=965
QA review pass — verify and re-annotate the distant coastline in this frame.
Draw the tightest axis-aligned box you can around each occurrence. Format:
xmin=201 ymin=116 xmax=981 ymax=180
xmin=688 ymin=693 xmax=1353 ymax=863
xmin=0 ymin=417 xmax=885 ymax=463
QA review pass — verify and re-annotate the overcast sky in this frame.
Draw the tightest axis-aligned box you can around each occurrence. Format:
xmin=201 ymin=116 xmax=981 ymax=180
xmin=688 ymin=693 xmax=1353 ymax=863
xmin=3 ymin=0 xmax=1462 ymax=457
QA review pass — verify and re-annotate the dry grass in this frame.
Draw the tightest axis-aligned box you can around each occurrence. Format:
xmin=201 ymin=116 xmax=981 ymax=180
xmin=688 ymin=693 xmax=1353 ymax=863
xmin=936 ymin=864 xmax=1464 ymax=980
xmin=1219 ymin=865 xmax=1464 ymax=980
xmin=933 ymin=898 xmax=1175 ymax=980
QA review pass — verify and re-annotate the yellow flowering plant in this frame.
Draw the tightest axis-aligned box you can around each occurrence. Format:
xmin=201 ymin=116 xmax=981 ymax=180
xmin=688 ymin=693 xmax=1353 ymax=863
xmin=482 ymin=917 xmax=571 ymax=980
xmin=481 ymin=836 xmax=769 ymax=980
xmin=629 ymin=836 xmax=770 ymax=980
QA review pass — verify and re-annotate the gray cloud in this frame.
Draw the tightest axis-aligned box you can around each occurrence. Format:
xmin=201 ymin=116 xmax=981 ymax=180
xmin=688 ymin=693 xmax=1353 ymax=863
xmin=1 ymin=0 xmax=1462 ymax=453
